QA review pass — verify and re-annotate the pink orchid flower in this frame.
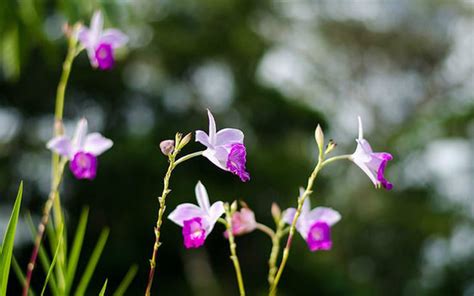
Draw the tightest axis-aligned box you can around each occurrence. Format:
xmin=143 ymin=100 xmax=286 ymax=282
xmin=47 ymin=118 xmax=113 ymax=180
xmin=350 ymin=117 xmax=393 ymax=190
xmin=196 ymin=110 xmax=250 ymax=182
xmin=283 ymin=188 xmax=341 ymax=251
xmin=77 ymin=11 xmax=128 ymax=70
xmin=224 ymin=207 xmax=257 ymax=237
xmin=168 ymin=181 xmax=225 ymax=249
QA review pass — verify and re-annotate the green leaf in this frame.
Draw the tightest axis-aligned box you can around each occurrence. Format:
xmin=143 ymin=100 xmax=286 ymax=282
xmin=41 ymin=226 xmax=63 ymax=296
xmin=99 ymin=279 xmax=108 ymax=296
xmin=65 ymin=208 xmax=89 ymax=294
xmin=0 ymin=181 xmax=23 ymax=295
xmin=113 ymin=265 xmax=138 ymax=296
xmin=74 ymin=228 xmax=109 ymax=296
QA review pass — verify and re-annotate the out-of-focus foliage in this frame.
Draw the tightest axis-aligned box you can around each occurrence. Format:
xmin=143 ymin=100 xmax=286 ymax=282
xmin=0 ymin=0 xmax=473 ymax=295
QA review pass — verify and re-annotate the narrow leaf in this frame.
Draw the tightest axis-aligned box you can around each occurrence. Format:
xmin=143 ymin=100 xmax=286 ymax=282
xmin=74 ymin=228 xmax=109 ymax=296
xmin=0 ymin=181 xmax=23 ymax=295
xmin=113 ymin=265 xmax=138 ymax=296
xmin=99 ymin=279 xmax=108 ymax=296
xmin=65 ymin=208 xmax=89 ymax=294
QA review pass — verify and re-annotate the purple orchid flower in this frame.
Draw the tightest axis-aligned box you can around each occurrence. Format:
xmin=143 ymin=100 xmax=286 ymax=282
xmin=168 ymin=181 xmax=225 ymax=249
xmin=77 ymin=11 xmax=128 ymax=70
xmin=47 ymin=118 xmax=113 ymax=180
xmin=283 ymin=188 xmax=341 ymax=251
xmin=196 ymin=110 xmax=250 ymax=182
xmin=350 ymin=117 xmax=393 ymax=190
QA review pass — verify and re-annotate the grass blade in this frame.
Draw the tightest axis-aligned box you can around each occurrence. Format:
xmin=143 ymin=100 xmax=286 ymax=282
xmin=41 ymin=226 xmax=63 ymax=296
xmin=65 ymin=208 xmax=89 ymax=294
xmin=99 ymin=279 xmax=108 ymax=296
xmin=73 ymin=228 xmax=109 ymax=296
xmin=0 ymin=181 xmax=23 ymax=295
xmin=113 ymin=265 xmax=138 ymax=296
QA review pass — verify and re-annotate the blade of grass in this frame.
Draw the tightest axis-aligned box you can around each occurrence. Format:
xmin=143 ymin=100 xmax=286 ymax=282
xmin=12 ymin=256 xmax=36 ymax=296
xmin=65 ymin=208 xmax=89 ymax=294
xmin=41 ymin=226 xmax=63 ymax=296
xmin=113 ymin=265 xmax=138 ymax=296
xmin=0 ymin=181 xmax=23 ymax=295
xmin=99 ymin=279 xmax=108 ymax=296
xmin=73 ymin=228 xmax=109 ymax=296
xmin=26 ymin=214 xmax=59 ymax=295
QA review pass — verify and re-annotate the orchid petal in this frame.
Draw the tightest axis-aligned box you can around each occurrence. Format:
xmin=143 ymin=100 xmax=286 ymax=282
xmin=358 ymin=116 xmax=363 ymax=140
xmin=215 ymin=128 xmax=244 ymax=146
xmin=352 ymin=157 xmax=379 ymax=186
xmin=282 ymin=208 xmax=296 ymax=225
xmin=100 ymin=29 xmax=128 ymax=48
xmin=195 ymin=181 xmax=210 ymax=212
xmin=72 ymin=118 xmax=88 ymax=151
xmin=202 ymin=148 xmax=228 ymax=171
xmin=195 ymin=130 xmax=211 ymax=148
xmin=207 ymin=110 xmax=217 ymax=145
xmin=83 ymin=133 xmax=113 ymax=156
xmin=47 ymin=136 xmax=72 ymax=158
xmin=308 ymin=207 xmax=341 ymax=226
xmin=206 ymin=201 xmax=225 ymax=234
xmin=90 ymin=11 xmax=104 ymax=45
xmin=168 ymin=204 xmax=206 ymax=227
xmin=301 ymin=194 xmax=311 ymax=215
xmin=77 ymin=27 xmax=92 ymax=48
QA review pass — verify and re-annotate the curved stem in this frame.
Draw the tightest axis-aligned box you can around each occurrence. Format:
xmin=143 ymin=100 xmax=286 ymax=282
xmin=225 ymin=206 xmax=246 ymax=296
xmin=174 ymin=150 xmax=204 ymax=166
xmin=256 ymin=223 xmax=275 ymax=239
xmin=322 ymin=154 xmax=351 ymax=167
xmin=23 ymin=34 xmax=77 ymax=296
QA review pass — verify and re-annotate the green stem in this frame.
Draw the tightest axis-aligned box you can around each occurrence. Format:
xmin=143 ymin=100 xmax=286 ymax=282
xmin=174 ymin=150 xmax=204 ymax=166
xmin=256 ymin=223 xmax=275 ymax=239
xmin=145 ymin=149 xmax=202 ymax=295
xmin=225 ymin=206 xmax=246 ymax=296
xmin=321 ymin=154 xmax=352 ymax=167
xmin=23 ymin=34 xmax=78 ymax=296
xmin=267 ymin=220 xmax=284 ymax=288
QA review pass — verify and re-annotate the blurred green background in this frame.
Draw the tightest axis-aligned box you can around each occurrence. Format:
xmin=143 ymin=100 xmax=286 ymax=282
xmin=1 ymin=0 xmax=473 ymax=295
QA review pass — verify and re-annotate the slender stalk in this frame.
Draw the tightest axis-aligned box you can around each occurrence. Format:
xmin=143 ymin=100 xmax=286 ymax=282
xmin=225 ymin=205 xmax=246 ymax=296
xmin=267 ymin=220 xmax=284 ymax=287
xmin=174 ymin=150 xmax=203 ymax=166
xmin=269 ymin=154 xmax=351 ymax=295
xmin=145 ymin=149 xmax=202 ymax=295
xmin=269 ymin=160 xmax=322 ymax=296
xmin=256 ymin=223 xmax=275 ymax=239
xmin=22 ymin=34 xmax=78 ymax=296
xmin=23 ymin=159 xmax=67 ymax=296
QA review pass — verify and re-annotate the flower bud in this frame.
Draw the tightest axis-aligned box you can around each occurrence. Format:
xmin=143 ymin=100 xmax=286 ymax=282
xmin=159 ymin=140 xmax=175 ymax=156
xmin=271 ymin=202 xmax=281 ymax=221
xmin=230 ymin=200 xmax=238 ymax=213
xmin=325 ymin=139 xmax=337 ymax=155
xmin=315 ymin=124 xmax=324 ymax=155
xmin=177 ymin=132 xmax=192 ymax=150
